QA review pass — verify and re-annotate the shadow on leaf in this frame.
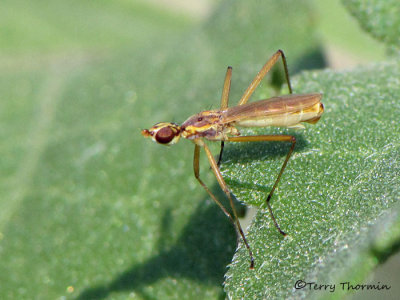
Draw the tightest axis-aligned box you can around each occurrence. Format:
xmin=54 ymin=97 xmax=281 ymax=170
xmin=78 ymin=134 xmax=309 ymax=299
xmin=221 ymin=131 xmax=308 ymax=164
xmin=77 ymin=193 xmax=238 ymax=299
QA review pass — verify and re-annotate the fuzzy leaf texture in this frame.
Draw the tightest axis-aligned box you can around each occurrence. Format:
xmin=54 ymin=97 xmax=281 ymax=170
xmin=0 ymin=0 xmax=323 ymax=299
xmin=1 ymin=0 xmax=398 ymax=300
xmin=223 ymin=62 xmax=400 ymax=299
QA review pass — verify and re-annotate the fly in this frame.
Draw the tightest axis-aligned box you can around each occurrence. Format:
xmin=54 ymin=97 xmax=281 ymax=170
xmin=141 ymin=50 xmax=324 ymax=269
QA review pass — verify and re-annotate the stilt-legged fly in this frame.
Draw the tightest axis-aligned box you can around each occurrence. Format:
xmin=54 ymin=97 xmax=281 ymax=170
xmin=142 ymin=50 xmax=324 ymax=268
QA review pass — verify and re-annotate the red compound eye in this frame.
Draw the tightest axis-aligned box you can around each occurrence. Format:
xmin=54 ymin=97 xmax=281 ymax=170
xmin=155 ymin=126 xmax=175 ymax=144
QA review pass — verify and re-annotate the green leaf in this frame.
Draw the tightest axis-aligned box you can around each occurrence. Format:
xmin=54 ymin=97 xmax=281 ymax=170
xmin=223 ymin=61 xmax=400 ymax=298
xmin=7 ymin=0 xmax=398 ymax=299
xmin=342 ymin=0 xmax=400 ymax=48
xmin=0 ymin=0 xmax=324 ymax=299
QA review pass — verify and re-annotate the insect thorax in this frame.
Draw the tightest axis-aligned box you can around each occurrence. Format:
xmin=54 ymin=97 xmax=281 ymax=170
xmin=181 ymin=110 xmax=239 ymax=140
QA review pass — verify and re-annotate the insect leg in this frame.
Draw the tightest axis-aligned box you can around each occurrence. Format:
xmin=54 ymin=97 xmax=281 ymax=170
xmin=227 ymin=135 xmax=297 ymax=236
xmin=193 ymin=144 xmax=235 ymax=223
xmin=220 ymin=66 xmax=232 ymax=110
xmin=201 ymin=142 xmax=254 ymax=269
xmin=217 ymin=142 xmax=225 ymax=167
xmin=217 ymin=66 xmax=232 ymax=166
xmin=238 ymin=50 xmax=293 ymax=106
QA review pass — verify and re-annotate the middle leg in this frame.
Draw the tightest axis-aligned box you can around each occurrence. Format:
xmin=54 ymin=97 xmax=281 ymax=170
xmin=199 ymin=140 xmax=255 ymax=269
xmin=227 ymin=135 xmax=297 ymax=236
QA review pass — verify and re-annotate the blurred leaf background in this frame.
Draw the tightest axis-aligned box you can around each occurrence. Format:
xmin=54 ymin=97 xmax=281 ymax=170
xmin=0 ymin=0 xmax=399 ymax=299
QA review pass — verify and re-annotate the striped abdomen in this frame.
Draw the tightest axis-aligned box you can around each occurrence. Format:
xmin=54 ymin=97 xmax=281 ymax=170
xmin=222 ymin=93 xmax=323 ymax=128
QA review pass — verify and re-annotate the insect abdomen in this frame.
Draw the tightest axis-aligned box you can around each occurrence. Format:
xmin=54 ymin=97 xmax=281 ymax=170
xmin=235 ymin=101 xmax=324 ymax=128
